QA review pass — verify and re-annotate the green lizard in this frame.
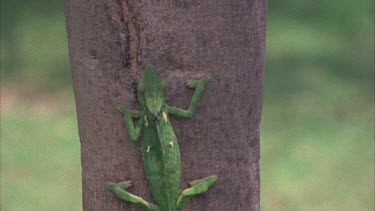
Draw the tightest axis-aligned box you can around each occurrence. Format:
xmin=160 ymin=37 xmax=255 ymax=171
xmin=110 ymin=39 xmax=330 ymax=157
xmin=107 ymin=64 xmax=217 ymax=211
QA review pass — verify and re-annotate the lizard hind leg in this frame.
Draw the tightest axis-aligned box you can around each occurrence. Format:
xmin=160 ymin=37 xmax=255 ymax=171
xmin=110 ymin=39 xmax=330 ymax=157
xmin=176 ymin=175 xmax=218 ymax=211
xmin=107 ymin=181 xmax=159 ymax=211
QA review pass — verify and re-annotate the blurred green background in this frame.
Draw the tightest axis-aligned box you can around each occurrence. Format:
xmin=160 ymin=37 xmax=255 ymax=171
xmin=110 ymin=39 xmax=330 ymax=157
xmin=1 ymin=1 xmax=374 ymax=210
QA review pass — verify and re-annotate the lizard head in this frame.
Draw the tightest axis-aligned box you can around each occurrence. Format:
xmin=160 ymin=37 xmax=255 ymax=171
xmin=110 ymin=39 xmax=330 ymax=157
xmin=137 ymin=64 xmax=168 ymax=118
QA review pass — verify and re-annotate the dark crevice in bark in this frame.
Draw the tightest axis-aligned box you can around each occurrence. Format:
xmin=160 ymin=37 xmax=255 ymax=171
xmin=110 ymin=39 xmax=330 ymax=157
xmin=118 ymin=0 xmax=140 ymax=77
xmin=118 ymin=0 xmax=141 ymax=101
xmin=107 ymin=0 xmax=141 ymax=100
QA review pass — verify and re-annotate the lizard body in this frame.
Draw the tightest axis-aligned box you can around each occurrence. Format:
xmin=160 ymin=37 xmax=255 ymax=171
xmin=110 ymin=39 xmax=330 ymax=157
xmin=107 ymin=65 xmax=217 ymax=211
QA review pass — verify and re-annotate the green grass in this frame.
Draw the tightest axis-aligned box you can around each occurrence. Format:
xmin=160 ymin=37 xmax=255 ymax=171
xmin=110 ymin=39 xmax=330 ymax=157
xmin=260 ymin=80 xmax=374 ymax=210
xmin=260 ymin=1 xmax=374 ymax=209
xmin=1 ymin=0 xmax=374 ymax=210
xmin=1 ymin=91 xmax=82 ymax=211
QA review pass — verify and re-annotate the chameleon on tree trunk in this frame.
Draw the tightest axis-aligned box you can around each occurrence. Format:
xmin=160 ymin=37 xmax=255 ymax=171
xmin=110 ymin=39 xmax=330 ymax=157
xmin=107 ymin=64 xmax=217 ymax=211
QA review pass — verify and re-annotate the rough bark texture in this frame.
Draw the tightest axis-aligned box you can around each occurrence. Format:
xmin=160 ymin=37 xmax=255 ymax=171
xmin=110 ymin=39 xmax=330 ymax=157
xmin=64 ymin=0 xmax=266 ymax=210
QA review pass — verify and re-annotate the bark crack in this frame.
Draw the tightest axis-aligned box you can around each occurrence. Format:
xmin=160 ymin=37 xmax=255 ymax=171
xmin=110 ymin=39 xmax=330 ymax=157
xmin=107 ymin=0 xmax=140 ymax=79
xmin=119 ymin=0 xmax=140 ymax=78
xmin=106 ymin=0 xmax=141 ymax=101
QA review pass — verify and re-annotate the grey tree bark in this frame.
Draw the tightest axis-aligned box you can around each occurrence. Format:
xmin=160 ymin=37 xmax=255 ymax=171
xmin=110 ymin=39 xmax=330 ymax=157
xmin=64 ymin=0 xmax=266 ymax=210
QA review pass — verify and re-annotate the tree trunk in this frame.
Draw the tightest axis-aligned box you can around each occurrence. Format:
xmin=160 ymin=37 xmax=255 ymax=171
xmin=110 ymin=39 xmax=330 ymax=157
xmin=64 ymin=0 xmax=266 ymax=210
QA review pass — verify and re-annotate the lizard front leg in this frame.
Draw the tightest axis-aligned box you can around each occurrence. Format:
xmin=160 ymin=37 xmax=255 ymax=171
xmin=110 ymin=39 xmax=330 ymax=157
xmin=107 ymin=181 xmax=159 ymax=211
xmin=166 ymin=74 xmax=211 ymax=119
xmin=176 ymin=175 xmax=218 ymax=211
xmin=117 ymin=106 xmax=144 ymax=141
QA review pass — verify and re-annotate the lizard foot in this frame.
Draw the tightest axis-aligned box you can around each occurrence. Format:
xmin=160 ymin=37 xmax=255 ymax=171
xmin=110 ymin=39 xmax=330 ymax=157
xmin=176 ymin=175 xmax=218 ymax=211
xmin=186 ymin=74 xmax=212 ymax=88
xmin=107 ymin=181 xmax=159 ymax=211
